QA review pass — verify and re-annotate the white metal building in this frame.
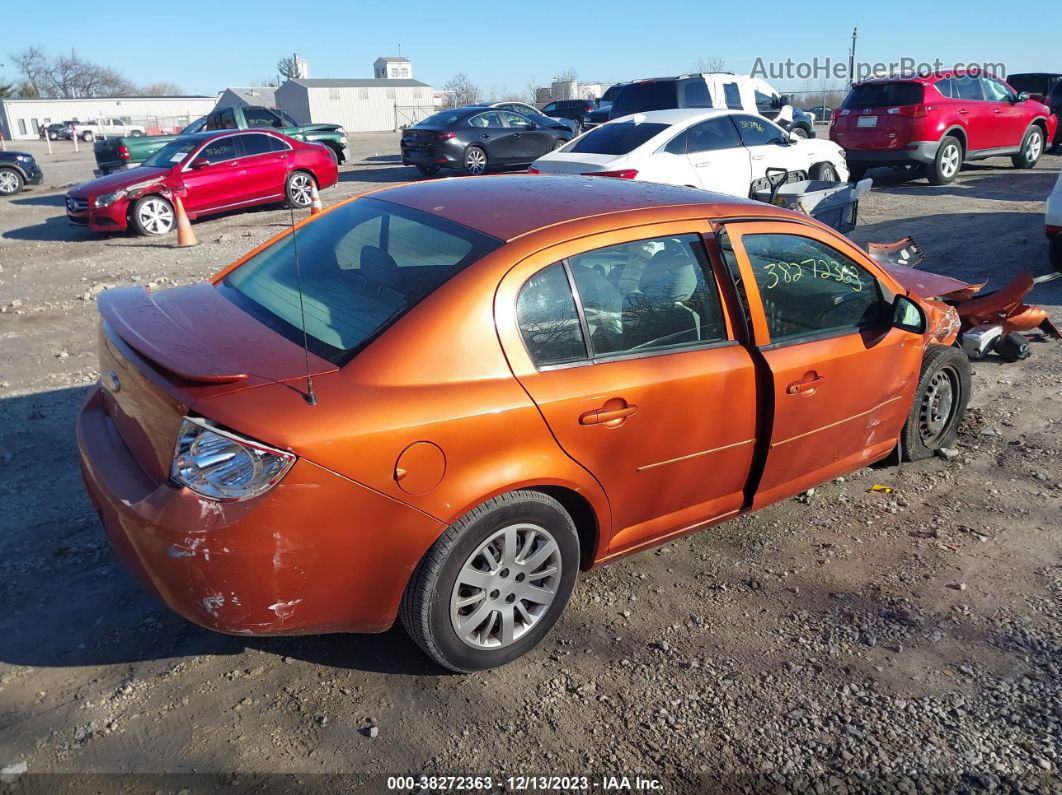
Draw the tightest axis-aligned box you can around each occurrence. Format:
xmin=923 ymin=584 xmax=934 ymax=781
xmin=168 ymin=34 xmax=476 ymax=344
xmin=216 ymin=87 xmax=277 ymax=110
xmin=374 ymin=57 xmax=413 ymax=80
xmin=276 ymin=78 xmax=434 ymax=132
xmin=0 ymin=96 xmax=219 ymax=141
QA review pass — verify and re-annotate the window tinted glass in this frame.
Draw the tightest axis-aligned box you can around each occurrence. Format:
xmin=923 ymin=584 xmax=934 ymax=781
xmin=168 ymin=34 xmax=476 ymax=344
xmin=682 ymin=80 xmax=711 ymax=107
xmin=567 ymin=121 xmax=668 ymax=154
xmin=602 ymin=84 xmax=622 ymax=102
xmin=664 ymin=130 xmax=687 ymax=154
xmin=611 ymin=82 xmax=677 ymax=116
xmin=244 ymin=108 xmax=281 ymax=128
xmin=953 ymin=76 xmax=983 ymax=101
xmin=217 ymin=109 xmax=238 ymax=129
xmin=723 ymin=83 xmax=742 ymax=109
xmin=687 ymin=117 xmax=740 ymax=152
xmin=239 ymin=133 xmax=276 ymax=156
xmin=469 ymin=112 xmax=503 ymax=128
xmin=500 ymin=111 xmax=533 ymax=128
xmin=199 ymin=137 xmax=241 ymax=163
xmin=416 ymin=111 xmax=462 ymax=127
xmin=1006 ymin=74 xmax=1048 ymax=95
xmin=843 ymin=82 xmax=924 ymax=108
xmin=220 ymin=198 xmax=501 ymax=365
xmin=934 ymin=78 xmax=954 ymax=98
xmin=517 ymin=264 xmax=587 ymax=366
xmin=732 ymin=115 xmax=787 ymax=146
xmin=740 ymin=234 xmax=883 ymax=342
xmin=542 ymin=103 xmax=557 ymax=112
xmin=982 ymin=78 xmax=1013 ymax=102
xmin=755 ymin=91 xmax=776 ymax=111
xmin=142 ymin=138 xmax=199 ymax=168
xmin=568 ymin=235 xmax=725 ymax=357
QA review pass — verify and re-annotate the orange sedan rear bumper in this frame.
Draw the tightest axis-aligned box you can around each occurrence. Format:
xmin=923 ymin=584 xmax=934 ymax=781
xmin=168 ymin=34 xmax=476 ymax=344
xmin=77 ymin=386 xmax=444 ymax=636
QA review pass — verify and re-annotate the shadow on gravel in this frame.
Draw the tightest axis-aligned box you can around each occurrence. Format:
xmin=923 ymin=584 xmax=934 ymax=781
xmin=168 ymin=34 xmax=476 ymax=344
xmin=339 ymin=165 xmax=418 ymax=184
xmin=874 ymin=168 xmax=1057 ymax=202
xmin=1 ymin=215 xmax=99 ymax=242
xmin=849 ymin=211 xmax=1062 ymax=305
xmin=0 ymin=386 xmax=444 ymax=677
xmin=10 ymin=192 xmax=67 ymax=207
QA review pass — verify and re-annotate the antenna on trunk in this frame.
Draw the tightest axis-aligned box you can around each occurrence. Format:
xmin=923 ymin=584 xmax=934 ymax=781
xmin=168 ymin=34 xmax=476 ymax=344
xmin=288 ymin=202 xmax=318 ymax=406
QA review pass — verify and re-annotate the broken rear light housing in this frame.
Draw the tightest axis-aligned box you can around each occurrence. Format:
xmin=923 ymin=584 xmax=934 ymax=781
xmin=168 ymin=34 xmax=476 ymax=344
xmin=171 ymin=417 xmax=295 ymax=501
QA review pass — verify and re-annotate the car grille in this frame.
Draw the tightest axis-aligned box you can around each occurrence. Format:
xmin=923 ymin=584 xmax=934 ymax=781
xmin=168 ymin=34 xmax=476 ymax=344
xmin=66 ymin=196 xmax=88 ymax=213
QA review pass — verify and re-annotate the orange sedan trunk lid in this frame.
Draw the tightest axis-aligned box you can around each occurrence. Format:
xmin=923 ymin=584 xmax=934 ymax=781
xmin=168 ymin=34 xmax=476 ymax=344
xmin=96 ymin=284 xmax=337 ymax=480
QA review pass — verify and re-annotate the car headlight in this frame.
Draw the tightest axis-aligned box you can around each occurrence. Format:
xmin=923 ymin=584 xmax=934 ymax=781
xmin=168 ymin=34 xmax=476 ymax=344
xmin=171 ymin=417 xmax=296 ymax=501
xmin=94 ymin=190 xmax=127 ymax=208
xmin=339 ymin=135 xmax=348 ymax=145
xmin=16 ymin=154 xmax=33 ymax=162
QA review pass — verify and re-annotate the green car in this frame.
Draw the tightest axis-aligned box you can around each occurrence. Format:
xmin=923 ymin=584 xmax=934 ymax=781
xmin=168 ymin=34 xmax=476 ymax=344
xmin=93 ymin=105 xmax=348 ymax=175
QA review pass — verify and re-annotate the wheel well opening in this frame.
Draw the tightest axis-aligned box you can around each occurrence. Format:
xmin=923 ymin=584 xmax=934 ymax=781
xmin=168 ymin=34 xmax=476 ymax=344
xmin=946 ymin=128 xmax=967 ymax=153
xmin=532 ymin=486 xmax=600 ymax=570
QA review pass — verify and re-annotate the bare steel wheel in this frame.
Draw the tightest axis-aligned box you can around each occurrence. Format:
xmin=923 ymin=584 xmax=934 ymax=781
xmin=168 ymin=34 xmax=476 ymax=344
xmin=131 ymin=195 xmax=174 ymax=236
xmin=401 ymin=490 xmax=579 ymax=672
xmin=286 ymin=171 xmax=314 ymax=208
xmin=450 ymin=523 xmax=562 ymax=649
xmin=900 ymin=345 xmax=970 ymax=460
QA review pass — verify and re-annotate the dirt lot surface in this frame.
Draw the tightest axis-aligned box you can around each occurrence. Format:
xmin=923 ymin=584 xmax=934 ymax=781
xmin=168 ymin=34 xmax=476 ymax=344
xmin=0 ymin=135 xmax=1060 ymax=793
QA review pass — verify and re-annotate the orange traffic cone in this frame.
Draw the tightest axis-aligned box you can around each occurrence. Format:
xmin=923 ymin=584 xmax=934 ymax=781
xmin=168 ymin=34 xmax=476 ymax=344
xmin=309 ymin=182 xmax=323 ymax=215
xmin=173 ymin=194 xmax=197 ymax=247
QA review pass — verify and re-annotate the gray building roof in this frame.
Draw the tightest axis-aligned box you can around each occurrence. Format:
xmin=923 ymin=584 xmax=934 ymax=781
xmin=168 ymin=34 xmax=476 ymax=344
xmin=286 ymin=78 xmax=429 ymax=89
xmin=222 ymin=86 xmax=277 ymax=105
xmin=376 ymin=56 xmax=411 ymax=63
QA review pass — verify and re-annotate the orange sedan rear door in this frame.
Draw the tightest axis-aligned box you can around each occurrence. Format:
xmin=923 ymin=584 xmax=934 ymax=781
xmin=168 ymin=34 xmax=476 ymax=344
xmin=495 ymin=221 xmax=759 ymax=561
xmin=718 ymin=221 xmax=924 ymax=509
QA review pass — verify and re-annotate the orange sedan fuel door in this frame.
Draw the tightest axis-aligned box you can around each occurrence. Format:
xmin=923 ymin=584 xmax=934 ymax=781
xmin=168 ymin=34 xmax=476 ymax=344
xmin=719 ymin=222 xmax=923 ymax=508
xmin=496 ymin=222 xmax=759 ymax=561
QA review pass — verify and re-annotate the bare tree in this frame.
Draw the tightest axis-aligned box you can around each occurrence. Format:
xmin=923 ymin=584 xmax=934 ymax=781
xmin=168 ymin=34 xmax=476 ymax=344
xmin=690 ymin=56 xmax=727 ymax=74
xmin=9 ymin=46 xmax=49 ymax=96
xmin=443 ymin=73 xmax=481 ymax=107
xmin=138 ymin=81 xmax=183 ymax=96
xmin=0 ymin=80 xmax=14 ymax=98
xmin=277 ymin=55 xmax=301 ymax=81
xmin=249 ymin=76 xmax=280 ymax=87
xmin=525 ymin=75 xmax=540 ymax=104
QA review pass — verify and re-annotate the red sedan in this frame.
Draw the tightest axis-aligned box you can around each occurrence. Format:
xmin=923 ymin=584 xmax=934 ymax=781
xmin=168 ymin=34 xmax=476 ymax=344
xmin=65 ymin=130 xmax=338 ymax=235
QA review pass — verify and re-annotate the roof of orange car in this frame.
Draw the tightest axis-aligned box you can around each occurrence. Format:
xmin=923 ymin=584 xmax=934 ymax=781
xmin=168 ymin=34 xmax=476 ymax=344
xmin=369 ymin=175 xmax=780 ymax=242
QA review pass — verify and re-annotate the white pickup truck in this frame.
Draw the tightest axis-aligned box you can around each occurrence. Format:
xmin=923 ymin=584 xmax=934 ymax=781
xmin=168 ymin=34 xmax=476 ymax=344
xmin=73 ymin=118 xmax=146 ymax=142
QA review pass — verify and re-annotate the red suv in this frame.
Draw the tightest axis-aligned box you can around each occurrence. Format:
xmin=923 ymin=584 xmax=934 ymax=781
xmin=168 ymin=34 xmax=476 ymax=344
xmin=830 ymin=71 xmax=1057 ymax=184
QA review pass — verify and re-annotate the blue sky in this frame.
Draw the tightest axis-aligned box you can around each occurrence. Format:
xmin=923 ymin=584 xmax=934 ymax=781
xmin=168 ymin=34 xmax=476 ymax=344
xmin=2 ymin=1 xmax=1055 ymax=97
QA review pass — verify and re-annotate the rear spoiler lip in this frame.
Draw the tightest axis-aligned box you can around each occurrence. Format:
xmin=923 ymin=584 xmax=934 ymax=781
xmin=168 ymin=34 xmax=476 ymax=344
xmin=99 ymin=286 xmax=249 ymax=384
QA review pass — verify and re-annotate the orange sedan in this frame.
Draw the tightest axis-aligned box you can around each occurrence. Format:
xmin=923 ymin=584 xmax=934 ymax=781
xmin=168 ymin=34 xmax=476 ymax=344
xmin=77 ymin=176 xmax=969 ymax=672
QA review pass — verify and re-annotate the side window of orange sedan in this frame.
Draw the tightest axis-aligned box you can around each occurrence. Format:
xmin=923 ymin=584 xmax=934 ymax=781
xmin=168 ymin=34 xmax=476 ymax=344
xmin=740 ymin=234 xmax=884 ymax=342
xmin=516 ymin=235 xmax=726 ymax=368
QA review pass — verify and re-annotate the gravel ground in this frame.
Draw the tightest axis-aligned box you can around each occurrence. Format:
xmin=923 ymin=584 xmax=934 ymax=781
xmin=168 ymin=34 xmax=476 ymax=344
xmin=0 ymin=134 xmax=1059 ymax=793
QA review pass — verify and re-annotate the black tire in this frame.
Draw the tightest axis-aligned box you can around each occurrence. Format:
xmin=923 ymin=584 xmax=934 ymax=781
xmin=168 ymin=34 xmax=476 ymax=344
xmin=552 ymin=138 xmax=568 ymax=151
xmin=400 ymin=490 xmax=580 ymax=673
xmin=415 ymin=164 xmax=440 ymax=178
xmin=462 ymin=145 xmax=488 ymax=176
xmin=48 ymin=132 xmax=58 ymax=141
xmin=1011 ymin=126 xmax=1044 ymax=169
xmin=130 ymin=130 xmax=144 ymax=137
xmin=130 ymin=194 xmax=175 ymax=236
xmin=791 ymin=125 xmax=810 ymax=139
xmin=81 ymin=131 xmax=94 ymax=142
xmin=809 ymin=162 xmax=839 ymax=181
xmin=900 ymin=345 xmax=971 ymax=461
xmin=1050 ymin=237 xmax=1062 ymax=272
xmin=285 ymin=170 xmax=315 ymax=209
xmin=0 ymin=167 xmax=25 ymax=196
xmin=847 ymin=165 xmax=867 ymax=183
xmin=927 ymin=136 xmax=962 ymax=184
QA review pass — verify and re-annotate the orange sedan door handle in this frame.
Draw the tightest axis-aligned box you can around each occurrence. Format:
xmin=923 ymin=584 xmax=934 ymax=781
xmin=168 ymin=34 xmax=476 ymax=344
xmin=579 ymin=398 xmax=639 ymax=427
xmin=786 ymin=371 xmax=825 ymax=396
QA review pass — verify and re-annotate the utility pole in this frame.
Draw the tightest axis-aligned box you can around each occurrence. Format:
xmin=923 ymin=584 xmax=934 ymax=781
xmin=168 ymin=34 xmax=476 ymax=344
xmin=848 ymin=27 xmax=859 ymax=88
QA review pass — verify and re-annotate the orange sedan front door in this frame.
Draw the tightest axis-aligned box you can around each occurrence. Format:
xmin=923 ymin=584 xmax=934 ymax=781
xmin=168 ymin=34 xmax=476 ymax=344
xmin=719 ymin=222 xmax=924 ymax=508
xmin=496 ymin=224 xmax=758 ymax=561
